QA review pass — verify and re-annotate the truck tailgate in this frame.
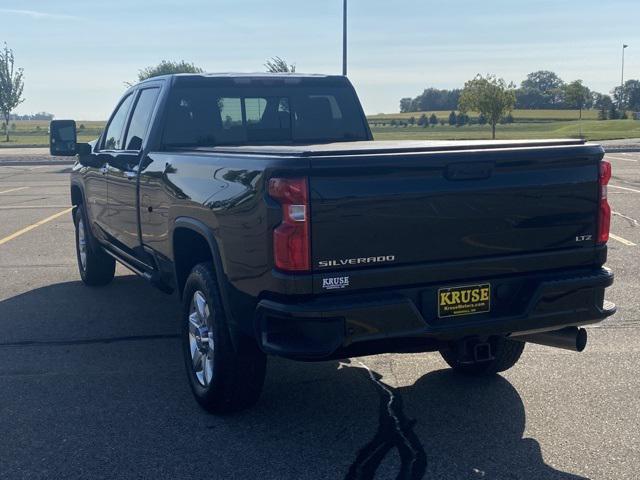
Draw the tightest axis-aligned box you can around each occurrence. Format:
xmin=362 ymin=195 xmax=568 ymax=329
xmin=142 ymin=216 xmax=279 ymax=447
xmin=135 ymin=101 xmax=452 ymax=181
xmin=309 ymin=144 xmax=603 ymax=276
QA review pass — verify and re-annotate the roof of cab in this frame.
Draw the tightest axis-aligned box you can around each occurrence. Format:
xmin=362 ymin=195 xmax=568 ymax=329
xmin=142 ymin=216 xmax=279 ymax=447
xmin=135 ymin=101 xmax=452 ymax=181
xmin=138 ymin=72 xmax=346 ymax=86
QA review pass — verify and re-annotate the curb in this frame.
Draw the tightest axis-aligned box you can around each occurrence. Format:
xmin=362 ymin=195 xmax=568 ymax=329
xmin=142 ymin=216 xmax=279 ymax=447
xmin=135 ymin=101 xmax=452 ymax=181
xmin=603 ymin=147 xmax=640 ymax=153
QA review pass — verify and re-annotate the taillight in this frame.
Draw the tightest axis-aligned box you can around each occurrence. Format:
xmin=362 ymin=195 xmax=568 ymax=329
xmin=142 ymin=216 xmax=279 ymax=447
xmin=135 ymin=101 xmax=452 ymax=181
xmin=269 ymin=177 xmax=310 ymax=272
xmin=597 ymin=160 xmax=612 ymax=244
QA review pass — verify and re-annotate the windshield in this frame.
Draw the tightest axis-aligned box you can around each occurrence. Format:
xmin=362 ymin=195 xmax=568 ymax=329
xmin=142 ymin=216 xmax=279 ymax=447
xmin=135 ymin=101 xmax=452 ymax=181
xmin=161 ymin=81 xmax=369 ymax=147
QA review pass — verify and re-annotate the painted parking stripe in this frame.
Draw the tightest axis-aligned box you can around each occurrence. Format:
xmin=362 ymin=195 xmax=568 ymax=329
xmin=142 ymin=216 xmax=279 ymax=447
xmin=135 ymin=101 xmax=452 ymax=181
xmin=610 ymin=184 xmax=640 ymax=194
xmin=609 ymin=233 xmax=637 ymax=246
xmin=0 ymin=205 xmax=72 ymax=210
xmin=0 ymin=186 xmax=29 ymax=195
xmin=613 ymin=211 xmax=640 ymax=226
xmin=0 ymin=207 xmax=72 ymax=247
xmin=606 ymin=155 xmax=638 ymax=162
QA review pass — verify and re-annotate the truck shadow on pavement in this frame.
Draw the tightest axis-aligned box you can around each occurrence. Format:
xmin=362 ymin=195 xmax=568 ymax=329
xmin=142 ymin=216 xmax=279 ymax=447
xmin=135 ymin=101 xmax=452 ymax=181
xmin=261 ymin=359 xmax=588 ymax=480
xmin=0 ymin=274 xmax=181 ymax=344
xmin=0 ymin=275 xmax=587 ymax=480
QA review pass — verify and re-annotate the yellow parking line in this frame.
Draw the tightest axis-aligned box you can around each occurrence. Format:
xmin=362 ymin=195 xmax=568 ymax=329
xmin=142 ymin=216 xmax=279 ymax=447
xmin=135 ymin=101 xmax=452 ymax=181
xmin=0 ymin=186 xmax=29 ymax=195
xmin=609 ymin=233 xmax=637 ymax=246
xmin=0 ymin=205 xmax=72 ymax=210
xmin=0 ymin=207 xmax=73 ymax=247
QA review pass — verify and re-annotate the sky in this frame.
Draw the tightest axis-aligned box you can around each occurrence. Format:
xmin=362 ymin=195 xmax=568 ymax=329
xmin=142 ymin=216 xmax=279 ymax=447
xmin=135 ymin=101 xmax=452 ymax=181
xmin=1 ymin=0 xmax=639 ymax=120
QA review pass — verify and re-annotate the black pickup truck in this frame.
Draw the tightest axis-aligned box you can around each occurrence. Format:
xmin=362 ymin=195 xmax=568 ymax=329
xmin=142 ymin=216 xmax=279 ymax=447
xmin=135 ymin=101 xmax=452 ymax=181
xmin=50 ymin=73 xmax=615 ymax=413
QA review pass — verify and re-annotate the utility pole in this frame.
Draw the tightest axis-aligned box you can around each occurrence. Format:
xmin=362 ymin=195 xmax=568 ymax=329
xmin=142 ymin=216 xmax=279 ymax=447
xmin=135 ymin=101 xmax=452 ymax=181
xmin=342 ymin=0 xmax=348 ymax=76
xmin=620 ymin=44 xmax=628 ymax=111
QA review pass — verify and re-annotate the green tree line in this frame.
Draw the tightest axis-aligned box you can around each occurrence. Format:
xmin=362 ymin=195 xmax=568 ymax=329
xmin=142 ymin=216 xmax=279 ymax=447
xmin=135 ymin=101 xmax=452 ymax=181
xmin=400 ymin=70 xmax=640 ymax=114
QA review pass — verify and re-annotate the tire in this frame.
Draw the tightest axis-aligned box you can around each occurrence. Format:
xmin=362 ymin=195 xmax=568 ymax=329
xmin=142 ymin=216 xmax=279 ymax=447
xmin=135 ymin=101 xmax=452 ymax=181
xmin=182 ymin=263 xmax=266 ymax=414
xmin=439 ymin=336 xmax=525 ymax=375
xmin=74 ymin=206 xmax=115 ymax=286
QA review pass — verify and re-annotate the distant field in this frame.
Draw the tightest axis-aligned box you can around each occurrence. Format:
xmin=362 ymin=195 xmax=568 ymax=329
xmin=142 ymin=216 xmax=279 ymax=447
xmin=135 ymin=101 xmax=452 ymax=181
xmin=368 ymin=109 xmax=600 ymax=122
xmin=1 ymin=115 xmax=639 ymax=148
xmin=0 ymin=120 xmax=105 ymax=147
xmin=370 ymin=120 xmax=640 ymax=141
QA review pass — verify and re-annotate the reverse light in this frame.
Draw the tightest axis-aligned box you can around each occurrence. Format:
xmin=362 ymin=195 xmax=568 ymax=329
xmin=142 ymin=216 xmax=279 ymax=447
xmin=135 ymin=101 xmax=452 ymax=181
xmin=269 ymin=177 xmax=310 ymax=272
xmin=597 ymin=160 xmax=611 ymax=244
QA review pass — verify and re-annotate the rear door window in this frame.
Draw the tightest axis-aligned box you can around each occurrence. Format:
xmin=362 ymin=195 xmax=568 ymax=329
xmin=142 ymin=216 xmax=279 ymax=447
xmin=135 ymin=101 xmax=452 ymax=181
xmin=123 ymin=88 xmax=160 ymax=151
xmin=102 ymin=94 xmax=134 ymax=151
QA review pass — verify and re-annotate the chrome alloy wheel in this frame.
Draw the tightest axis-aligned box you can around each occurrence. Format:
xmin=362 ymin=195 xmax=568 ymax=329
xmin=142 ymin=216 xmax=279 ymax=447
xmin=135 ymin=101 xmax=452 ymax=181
xmin=77 ymin=216 xmax=87 ymax=271
xmin=188 ymin=291 xmax=215 ymax=386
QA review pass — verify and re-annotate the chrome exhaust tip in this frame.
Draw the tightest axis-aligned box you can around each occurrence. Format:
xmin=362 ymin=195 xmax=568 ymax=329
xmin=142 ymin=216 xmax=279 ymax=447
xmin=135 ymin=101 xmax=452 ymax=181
xmin=512 ymin=327 xmax=587 ymax=352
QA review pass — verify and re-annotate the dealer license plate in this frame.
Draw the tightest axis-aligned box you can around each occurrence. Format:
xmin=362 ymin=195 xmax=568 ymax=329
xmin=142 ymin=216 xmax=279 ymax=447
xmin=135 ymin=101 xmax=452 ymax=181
xmin=437 ymin=283 xmax=491 ymax=318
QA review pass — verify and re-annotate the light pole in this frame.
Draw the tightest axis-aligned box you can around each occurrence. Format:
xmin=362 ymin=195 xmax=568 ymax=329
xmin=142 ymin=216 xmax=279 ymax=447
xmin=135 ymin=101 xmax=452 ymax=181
xmin=619 ymin=44 xmax=628 ymax=111
xmin=342 ymin=0 xmax=348 ymax=76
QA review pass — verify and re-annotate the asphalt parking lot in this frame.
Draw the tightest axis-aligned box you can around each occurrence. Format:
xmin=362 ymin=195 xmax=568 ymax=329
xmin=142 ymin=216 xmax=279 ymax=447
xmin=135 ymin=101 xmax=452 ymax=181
xmin=0 ymin=150 xmax=639 ymax=480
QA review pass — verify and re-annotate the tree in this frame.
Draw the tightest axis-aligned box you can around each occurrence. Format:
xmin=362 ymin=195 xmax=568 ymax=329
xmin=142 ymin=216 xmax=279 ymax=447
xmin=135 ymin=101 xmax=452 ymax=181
xmin=398 ymin=88 xmax=461 ymax=112
xmin=408 ymin=116 xmax=416 ymax=126
xmin=400 ymin=98 xmax=413 ymax=113
xmin=593 ymin=92 xmax=613 ymax=110
xmin=608 ymin=104 xmax=619 ymax=120
xmin=563 ymin=80 xmax=591 ymax=119
xmin=0 ymin=43 xmax=25 ymax=142
xmin=264 ymin=56 xmax=296 ymax=73
xmin=136 ymin=60 xmax=203 ymax=83
xmin=448 ymin=111 xmax=457 ymax=125
xmin=429 ymin=113 xmax=438 ymax=126
xmin=612 ymin=79 xmax=640 ymax=111
xmin=515 ymin=87 xmax=546 ymax=109
xmin=459 ymin=74 xmax=516 ymax=139
xmin=417 ymin=114 xmax=427 ymax=126
xmin=597 ymin=105 xmax=608 ymax=120
xmin=521 ymin=70 xmax=564 ymax=93
xmin=626 ymin=80 xmax=640 ymax=111
xmin=520 ymin=70 xmax=565 ymax=108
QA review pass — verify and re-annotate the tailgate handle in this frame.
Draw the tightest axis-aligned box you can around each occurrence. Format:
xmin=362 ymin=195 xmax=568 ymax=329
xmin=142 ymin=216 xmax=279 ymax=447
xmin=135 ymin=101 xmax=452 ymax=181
xmin=445 ymin=162 xmax=494 ymax=181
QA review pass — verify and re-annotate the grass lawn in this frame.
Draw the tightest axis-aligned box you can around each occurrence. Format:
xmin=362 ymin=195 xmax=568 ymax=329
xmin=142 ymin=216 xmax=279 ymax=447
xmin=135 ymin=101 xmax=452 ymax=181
xmin=1 ymin=116 xmax=639 ymax=148
xmin=367 ymin=109 xmax=601 ymax=122
xmin=0 ymin=120 xmax=105 ymax=148
xmin=370 ymin=120 xmax=640 ymax=142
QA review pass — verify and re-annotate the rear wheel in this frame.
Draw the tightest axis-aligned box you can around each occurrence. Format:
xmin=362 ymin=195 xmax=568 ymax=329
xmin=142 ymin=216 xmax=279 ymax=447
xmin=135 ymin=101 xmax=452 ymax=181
xmin=74 ymin=207 xmax=115 ymax=286
xmin=439 ymin=336 xmax=525 ymax=375
xmin=182 ymin=263 xmax=266 ymax=414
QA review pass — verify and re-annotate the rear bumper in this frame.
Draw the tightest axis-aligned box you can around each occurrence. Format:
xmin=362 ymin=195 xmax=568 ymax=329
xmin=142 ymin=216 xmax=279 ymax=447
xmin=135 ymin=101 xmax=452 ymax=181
xmin=255 ymin=267 xmax=615 ymax=360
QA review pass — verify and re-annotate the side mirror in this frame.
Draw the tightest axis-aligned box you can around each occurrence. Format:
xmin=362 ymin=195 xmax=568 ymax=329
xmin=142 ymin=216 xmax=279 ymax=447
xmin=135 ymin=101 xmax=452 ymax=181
xmin=49 ymin=120 xmax=77 ymax=156
xmin=77 ymin=143 xmax=92 ymax=156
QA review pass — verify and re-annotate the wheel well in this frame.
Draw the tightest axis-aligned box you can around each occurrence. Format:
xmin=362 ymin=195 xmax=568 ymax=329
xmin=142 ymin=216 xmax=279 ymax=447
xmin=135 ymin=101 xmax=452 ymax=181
xmin=71 ymin=185 xmax=83 ymax=205
xmin=173 ymin=227 xmax=214 ymax=297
